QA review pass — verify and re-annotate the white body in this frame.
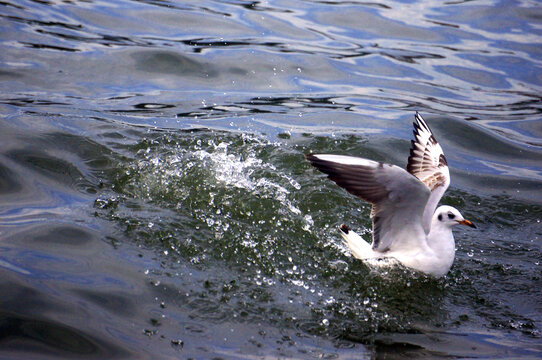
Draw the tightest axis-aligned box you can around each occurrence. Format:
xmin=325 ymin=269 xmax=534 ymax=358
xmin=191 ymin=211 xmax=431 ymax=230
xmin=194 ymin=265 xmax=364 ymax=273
xmin=340 ymin=206 xmax=459 ymax=277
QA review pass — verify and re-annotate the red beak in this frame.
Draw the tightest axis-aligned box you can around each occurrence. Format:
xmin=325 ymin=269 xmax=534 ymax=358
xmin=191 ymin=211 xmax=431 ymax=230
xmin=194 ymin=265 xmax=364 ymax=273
xmin=457 ymin=219 xmax=476 ymax=228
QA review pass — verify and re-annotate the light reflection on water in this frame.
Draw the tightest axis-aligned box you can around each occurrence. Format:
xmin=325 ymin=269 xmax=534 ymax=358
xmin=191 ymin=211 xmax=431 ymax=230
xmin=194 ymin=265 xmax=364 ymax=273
xmin=0 ymin=0 xmax=541 ymax=358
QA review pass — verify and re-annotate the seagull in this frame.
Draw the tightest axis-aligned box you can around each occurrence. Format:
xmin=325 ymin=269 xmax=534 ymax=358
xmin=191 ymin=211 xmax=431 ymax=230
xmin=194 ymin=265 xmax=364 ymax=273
xmin=306 ymin=112 xmax=476 ymax=277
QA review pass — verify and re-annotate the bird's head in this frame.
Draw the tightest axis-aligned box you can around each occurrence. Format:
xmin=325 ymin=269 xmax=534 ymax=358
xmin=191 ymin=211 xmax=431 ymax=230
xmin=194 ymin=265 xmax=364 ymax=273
xmin=434 ymin=205 xmax=476 ymax=229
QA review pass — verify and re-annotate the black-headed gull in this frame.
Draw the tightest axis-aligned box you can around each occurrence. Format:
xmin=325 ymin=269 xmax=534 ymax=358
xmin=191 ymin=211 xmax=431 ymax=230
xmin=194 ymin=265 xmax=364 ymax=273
xmin=306 ymin=112 xmax=475 ymax=277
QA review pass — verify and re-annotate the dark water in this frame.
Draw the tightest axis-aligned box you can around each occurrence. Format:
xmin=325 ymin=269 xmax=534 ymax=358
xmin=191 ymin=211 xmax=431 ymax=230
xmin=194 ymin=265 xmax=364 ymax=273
xmin=1 ymin=0 xmax=542 ymax=358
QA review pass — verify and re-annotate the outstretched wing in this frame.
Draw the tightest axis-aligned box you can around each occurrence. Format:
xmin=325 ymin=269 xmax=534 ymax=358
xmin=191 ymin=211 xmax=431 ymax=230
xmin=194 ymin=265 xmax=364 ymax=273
xmin=406 ymin=112 xmax=450 ymax=234
xmin=306 ymin=154 xmax=430 ymax=252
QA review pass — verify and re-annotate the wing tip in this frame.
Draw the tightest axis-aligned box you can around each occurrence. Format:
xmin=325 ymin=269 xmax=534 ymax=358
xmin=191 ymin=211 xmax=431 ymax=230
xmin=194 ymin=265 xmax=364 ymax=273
xmin=306 ymin=153 xmax=324 ymax=167
xmin=407 ymin=112 xmax=449 ymax=178
xmin=413 ymin=112 xmax=432 ymax=135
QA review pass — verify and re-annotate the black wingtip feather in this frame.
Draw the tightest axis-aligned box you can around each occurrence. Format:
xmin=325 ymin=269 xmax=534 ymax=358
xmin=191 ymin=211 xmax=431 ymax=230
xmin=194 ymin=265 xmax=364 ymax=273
xmin=414 ymin=112 xmax=434 ymax=135
xmin=339 ymin=223 xmax=350 ymax=234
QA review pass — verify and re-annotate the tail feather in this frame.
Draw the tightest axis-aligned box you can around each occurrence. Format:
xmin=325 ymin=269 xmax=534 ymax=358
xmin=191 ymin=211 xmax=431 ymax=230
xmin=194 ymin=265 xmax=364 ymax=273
xmin=339 ymin=224 xmax=373 ymax=259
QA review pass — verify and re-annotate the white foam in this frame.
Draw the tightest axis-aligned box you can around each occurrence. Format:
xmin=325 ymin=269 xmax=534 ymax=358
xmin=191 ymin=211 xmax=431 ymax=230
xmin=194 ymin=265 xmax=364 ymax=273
xmin=194 ymin=140 xmax=303 ymax=217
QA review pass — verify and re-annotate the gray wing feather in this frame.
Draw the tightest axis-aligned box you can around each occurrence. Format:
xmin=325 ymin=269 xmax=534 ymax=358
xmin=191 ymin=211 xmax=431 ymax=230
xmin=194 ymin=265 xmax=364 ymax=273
xmin=306 ymin=154 xmax=430 ymax=252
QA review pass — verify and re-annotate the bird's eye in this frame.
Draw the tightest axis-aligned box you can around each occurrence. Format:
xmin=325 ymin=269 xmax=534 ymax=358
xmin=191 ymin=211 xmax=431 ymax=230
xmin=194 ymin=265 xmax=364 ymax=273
xmin=448 ymin=213 xmax=455 ymax=219
xmin=438 ymin=214 xmax=443 ymax=221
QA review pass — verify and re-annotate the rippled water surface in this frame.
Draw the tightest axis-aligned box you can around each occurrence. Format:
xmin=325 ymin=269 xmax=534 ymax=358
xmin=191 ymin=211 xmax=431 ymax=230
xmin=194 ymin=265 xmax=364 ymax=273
xmin=1 ymin=0 xmax=542 ymax=358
